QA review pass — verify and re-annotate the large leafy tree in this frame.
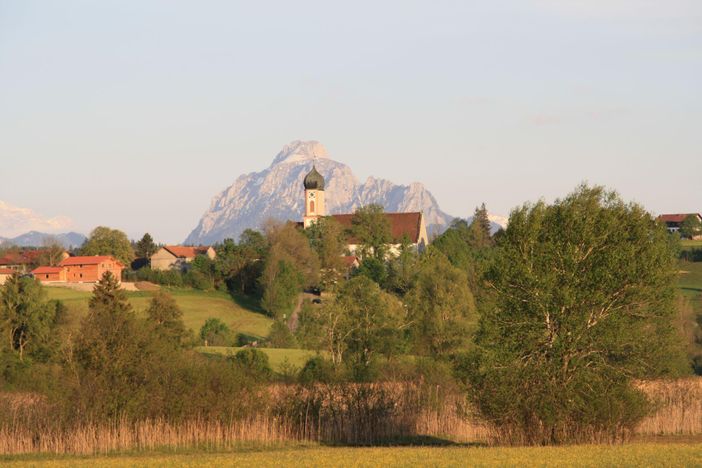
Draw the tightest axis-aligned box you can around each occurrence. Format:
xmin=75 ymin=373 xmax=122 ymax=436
xmin=297 ymin=276 xmax=405 ymax=379
xmin=406 ymin=248 xmax=476 ymax=358
xmin=305 ymin=217 xmax=347 ymax=288
xmin=680 ymin=214 xmax=702 ymax=240
xmin=463 ymin=184 xmax=688 ymax=444
xmin=0 ymin=275 xmax=59 ymax=361
xmin=145 ymin=291 xmax=190 ymax=347
xmin=351 ymin=204 xmax=392 ymax=261
xmin=81 ymin=226 xmax=134 ymax=265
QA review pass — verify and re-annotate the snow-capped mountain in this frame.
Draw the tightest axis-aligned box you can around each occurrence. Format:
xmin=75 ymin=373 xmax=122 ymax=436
xmin=185 ymin=141 xmax=455 ymax=244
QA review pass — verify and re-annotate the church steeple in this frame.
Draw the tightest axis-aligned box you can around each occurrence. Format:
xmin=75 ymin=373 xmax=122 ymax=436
xmin=303 ymin=164 xmax=325 ymax=228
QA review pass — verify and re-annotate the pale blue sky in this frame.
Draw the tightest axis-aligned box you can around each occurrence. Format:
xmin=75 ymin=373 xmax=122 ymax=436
xmin=1 ymin=0 xmax=700 ymax=242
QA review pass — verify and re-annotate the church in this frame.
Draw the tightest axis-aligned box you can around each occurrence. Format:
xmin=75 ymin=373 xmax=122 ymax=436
xmin=301 ymin=165 xmax=429 ymax=256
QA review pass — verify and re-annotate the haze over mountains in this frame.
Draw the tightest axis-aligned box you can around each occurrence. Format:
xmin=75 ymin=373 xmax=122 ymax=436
xmin=186 ymin=141 xmax=457 ymax=245
xmin=0 ymin=231 xmax=86 ymax=249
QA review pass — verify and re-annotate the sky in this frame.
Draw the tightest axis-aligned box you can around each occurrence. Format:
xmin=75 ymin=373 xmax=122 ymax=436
xmin=0 ymin=0 xmax=700 ymax=243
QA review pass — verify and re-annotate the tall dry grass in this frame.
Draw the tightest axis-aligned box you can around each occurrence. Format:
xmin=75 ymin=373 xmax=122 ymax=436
xmin=0 ymin=378 xmax=699 ymax=455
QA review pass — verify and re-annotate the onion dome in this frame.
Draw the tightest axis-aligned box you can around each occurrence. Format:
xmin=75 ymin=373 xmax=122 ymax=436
xmin=303 ymin=165 xmax=325 ymax=190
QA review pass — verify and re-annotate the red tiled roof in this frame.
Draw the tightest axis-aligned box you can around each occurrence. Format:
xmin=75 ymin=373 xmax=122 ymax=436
xmin=162 ymin=245 xmax=211 ymax=259
xmin=0 ymin=268 xmax=14 ymax=275
xmin=59 ymin=256 xmax=123 ymax=267
xmin=330 ymin=212 xmax=424 ymax=244
xmin=32 ymin=266 xmax=64 ymax=274
xmin=657 ymin=213 xmax=702 ymax=223
xmin=0 ymin=249 xmax=64 ymax=266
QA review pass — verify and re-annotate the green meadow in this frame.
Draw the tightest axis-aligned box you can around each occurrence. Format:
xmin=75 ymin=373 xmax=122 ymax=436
xmin=45 ymin=286 xmax=273 ymax=340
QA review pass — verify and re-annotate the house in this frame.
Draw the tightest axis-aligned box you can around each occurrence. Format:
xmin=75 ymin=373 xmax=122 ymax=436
xmin=0 ymin=268 xmax=14 ymax=285
xmin=150 ymin=245 xmax=216 ymax=271
xmin=31 ymin=266 xmax=67 ymax=283
xmin=0 ymin=249 xmax=69 ymax=273
xmin=57 ymin=255 xmax=124 ymax=283
xmin=300 ymin=165 xmax=429 ymax=257
xmin=658 ymin=213 xmax=702 ymax=238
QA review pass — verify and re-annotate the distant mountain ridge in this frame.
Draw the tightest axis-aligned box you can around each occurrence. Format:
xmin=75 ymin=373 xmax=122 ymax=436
xmin=185 ymin=141 xmax=455 ymax=244
xmin=0 ymin=231 xmax=86 ymax=249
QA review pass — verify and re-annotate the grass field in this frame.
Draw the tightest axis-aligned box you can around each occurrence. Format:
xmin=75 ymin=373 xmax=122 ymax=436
xmin=3 ymin=442 xmax=701 ymax=467
xmin=46 ymin=287 xmax=273 ymax=340
xmin=195 ymin=346 xmax=318 ymax=370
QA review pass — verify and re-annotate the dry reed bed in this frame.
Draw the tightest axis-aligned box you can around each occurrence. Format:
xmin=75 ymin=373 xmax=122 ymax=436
xmin=0 ymin=378 xmax=699 ymax=455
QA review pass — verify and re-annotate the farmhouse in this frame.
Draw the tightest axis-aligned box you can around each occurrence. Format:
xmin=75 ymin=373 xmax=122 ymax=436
xmin=658 ymin=213 xmax=702 ymax=238
xmin=300 ymin=166 xmax=429 ymax=256
xmin=31 ymin=266 xmax=66 ymax=283
xmin=0 ymin=268 xmax=14 ymax=285
xmin=59 ymin=255 xmax=124 ymax=283
xmin=0 ymin=249 xmax=69 ymax=273
xmin=150 ymin=245 xmax=216 ymax=271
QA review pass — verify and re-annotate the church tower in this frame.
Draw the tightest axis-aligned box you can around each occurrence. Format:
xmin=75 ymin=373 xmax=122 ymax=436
xmin=303 ymin=165 xmax=325 ymax=228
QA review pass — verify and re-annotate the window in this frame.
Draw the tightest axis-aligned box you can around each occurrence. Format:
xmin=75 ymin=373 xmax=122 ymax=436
xmin=310 ymin=200 xmax=315 ymax=213
xmin=45 ymin=274 xmax=49 ymax=279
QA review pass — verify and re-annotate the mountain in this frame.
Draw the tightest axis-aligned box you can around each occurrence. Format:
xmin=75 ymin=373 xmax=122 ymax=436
xmin=186 ymin=141 xmax=455 ymax=244
xmin=1 ymin=231 xmax=87 ymax=249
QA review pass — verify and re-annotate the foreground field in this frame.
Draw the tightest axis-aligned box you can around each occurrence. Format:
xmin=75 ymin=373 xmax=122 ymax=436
xmin=46 ymin=286 xmax=273 ymax=339
xmin=4 ymin=442 xmax=701 ymax=467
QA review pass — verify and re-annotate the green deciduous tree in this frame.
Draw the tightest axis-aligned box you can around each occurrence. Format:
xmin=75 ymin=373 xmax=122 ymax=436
xmin=305 ymin=217 xmax=347 ymax=288
xmin=680 ymin=215 xmax=702 ymax=240
xmin=261 ymin=259 xmax=303 ymax=319
xmin=406 ymin=248 xmax=476 ymax=359
xmin=351 ymin=204 xmax=392 ymax=261
xmin=145 ymin=291 xmax=190 ymax=347
xmin=0 ymin=275 xmax=59 ymax=361
xmin=461 ymin=184 xmax=689 ymax=445
xmin=297 ymin=276 xmax=406 ymax=380
xmin=199 ymin=318 xmax=234 ymax=346
xmin=81 ymin=226 xmax=134 ymax=265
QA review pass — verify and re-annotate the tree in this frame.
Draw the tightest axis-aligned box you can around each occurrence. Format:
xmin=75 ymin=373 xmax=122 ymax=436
xmin=81 ymin=226 xmax=134 ymax=265
xmin=406 ymin=248 xmax=476 ymax=358
xmin=134 ymin=233 xmax=158 ymax=259
xmin=462 ymin=184 xmax=688 ymax=444
xmin=267 ymin=319 xmax=297 ymax=348
xmin=297 ymin=276 xmax=405 ymax=380
xmin=199 ymin=318 xmax=234 ymax=346
xmin=38 ymin=237 xmax=66 ymax=266
xmin=305 ymin=217 xmax=347 ymax=288
xmin=145 ymin=291 xmax=189 ymax=347
xmin=680 ymin=215 xmax=702 ymax=240
xmin=470 ymin=202 xmax=492 ymax=248
xmin=0 ymin=275 xmax=58 ymax=361
xmin=215 ymin=230 xmax=268 ymax=296
xmin=264 ymin=221 xmax=319 ymax=286
xmin=73 ymin=272 xmax=150 ymax=418
xmin=351 ymin=204 xmax=392 ymax=261
xmin=261 ymin=259 xmax=303 ymax=319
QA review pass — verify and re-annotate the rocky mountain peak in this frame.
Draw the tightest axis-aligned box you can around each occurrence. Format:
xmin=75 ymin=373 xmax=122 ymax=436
xmin=270 ymin=140 xmax=329 ymax=167
xmin=185 ymin=141 xmax=455 ymax=244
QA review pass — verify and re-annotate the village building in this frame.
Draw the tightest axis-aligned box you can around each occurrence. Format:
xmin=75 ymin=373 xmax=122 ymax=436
xmin=31 ymin=266 xmax=67 ymax=283
xmin=150 ymin=245 xmax=216 ymax=271
xmin=301 ymin=166 xmax=429 ymax=256
xmin=30 ymin=255 xmax=124 ymax=284
xmin=0 ymin=249 xmax=69 ymax=273
xmin=59 ymin=255 xmax=124 ymax=283
xmin=0 ymin=268 xmax=14 ymax=285
xmin=658 ymin=213 xmax=702 ymax=238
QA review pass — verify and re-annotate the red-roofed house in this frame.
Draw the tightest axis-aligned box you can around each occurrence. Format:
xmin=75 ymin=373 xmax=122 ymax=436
xmin=31 ymin=266 xmax=66 ymax=283
xmin=658 ymin=213 xmax=702 ymax=238
xmin=0 ymin=249 xmax=69 ymax=273
xmin=150 ymin=245 xmax=216 ymax=271
xmin=58 ymin=255 xmax=124 ymax=283
xmin=0 ymin=268 xmax=14 ymax=285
